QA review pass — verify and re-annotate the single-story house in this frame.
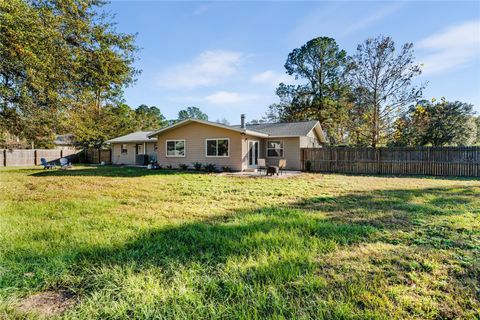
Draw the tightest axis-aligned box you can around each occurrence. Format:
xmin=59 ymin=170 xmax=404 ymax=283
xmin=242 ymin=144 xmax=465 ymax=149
xmin=106 ymin=115 xmax=325 ymax=170
xmin=106 ymin=131 xmax=158 ymax=165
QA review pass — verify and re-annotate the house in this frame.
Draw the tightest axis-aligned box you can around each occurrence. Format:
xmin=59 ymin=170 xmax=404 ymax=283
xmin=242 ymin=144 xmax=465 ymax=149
xmin=106 ymin=131 xmax=158 ymax=165
xmin=53 ymin=134 xmax=76 ymax=150
xmin=106 ymin=115 xmax=325 ymax=170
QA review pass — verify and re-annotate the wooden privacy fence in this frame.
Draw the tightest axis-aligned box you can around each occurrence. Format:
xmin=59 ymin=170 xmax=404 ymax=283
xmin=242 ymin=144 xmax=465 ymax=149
xmin=302 ymin=146 xmax=480 ymax=177
xmin=0 ymin=149 xmax=81 ymax=167
xmin=83 ymin=149 xmax=111 ymax=164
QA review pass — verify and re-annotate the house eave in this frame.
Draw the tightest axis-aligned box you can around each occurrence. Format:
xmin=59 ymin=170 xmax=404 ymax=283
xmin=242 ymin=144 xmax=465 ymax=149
xmin=105 ymin=138 xmax=157 ymax=144
xmin=148 ymin=118 xmax=269 ymax=138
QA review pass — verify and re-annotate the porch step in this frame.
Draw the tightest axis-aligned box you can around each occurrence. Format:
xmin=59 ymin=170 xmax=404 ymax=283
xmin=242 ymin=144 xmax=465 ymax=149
xmin=243 ymin=168 xmax=257 ymax=172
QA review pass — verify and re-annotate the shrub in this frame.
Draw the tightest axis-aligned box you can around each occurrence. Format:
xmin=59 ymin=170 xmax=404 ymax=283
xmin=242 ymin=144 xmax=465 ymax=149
xmin=166 ymin=164 xmax=173 ymax=169
xmin=305 ymin=160 xmax=312 ymax=172
xmin=192 ymin=162 xmax=202 ymax=171
xmin=221 ymin=166 xmax=231 ymax=172
xmin=203 ymin=163 xmax=217 ymax=172
xmin=179 ymin=163 xmax=189 ymax=170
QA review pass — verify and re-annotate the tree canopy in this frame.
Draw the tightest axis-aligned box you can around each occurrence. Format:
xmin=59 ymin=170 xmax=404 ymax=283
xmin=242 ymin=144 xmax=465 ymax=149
xmin=391 ymin=99 xmax=476 ymax=146
xmin=0 ymin=0 xmax=138 ymax=147
xmin=348 ymin=36 xmax=424 ymax=147
xmin=271 ymin=37 xmax=352 ymax=144
xmin=177 ymin=107 xmax=208 ymax=121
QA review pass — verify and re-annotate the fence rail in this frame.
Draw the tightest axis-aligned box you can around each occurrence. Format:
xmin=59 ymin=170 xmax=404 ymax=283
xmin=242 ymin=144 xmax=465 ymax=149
xmin=0 ymin=149 xmax=81 ymax=167
xmin=302 ymin=146 xmax=480 ymax=177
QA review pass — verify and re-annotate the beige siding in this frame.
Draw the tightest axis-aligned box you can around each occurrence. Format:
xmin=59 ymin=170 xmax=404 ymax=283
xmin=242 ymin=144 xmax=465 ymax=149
xmin=155 ymin=122 xmax=245 ymax=171
xmin=265 ymin=137 xmax=301 ymax=170
xmin=300 ymin=129 xmax=322 ymax=148
xmin=111 ymin=142 xmax=157 ymax=165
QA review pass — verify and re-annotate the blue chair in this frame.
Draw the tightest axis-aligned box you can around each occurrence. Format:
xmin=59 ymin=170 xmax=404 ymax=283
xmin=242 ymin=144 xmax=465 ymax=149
xmin=40 ymin=158 xmax=56 ymax=169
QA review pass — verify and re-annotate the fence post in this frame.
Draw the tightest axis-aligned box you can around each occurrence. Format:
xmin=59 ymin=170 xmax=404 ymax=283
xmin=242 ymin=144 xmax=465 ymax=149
xmin=34 ymin=150 xmax=38 ymax=166
xmin=3 ymin=149 xmax=6 ymax=167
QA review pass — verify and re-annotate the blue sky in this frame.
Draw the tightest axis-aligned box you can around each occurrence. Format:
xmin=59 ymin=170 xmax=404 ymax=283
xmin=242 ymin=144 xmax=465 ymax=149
xmin=108 ymin=0 xmax=480 ymax=124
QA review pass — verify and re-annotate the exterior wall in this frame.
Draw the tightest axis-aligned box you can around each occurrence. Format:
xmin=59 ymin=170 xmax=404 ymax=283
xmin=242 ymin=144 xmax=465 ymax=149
xmin=154 ymin=122 xmax=245 ymax=171
xmin=111 ymin=142 xmax=157 ymax=165
xmin=265 ymin=137 xmax=301 ymax=170
xmin=300 ymin=129 xmax=322 ymax=148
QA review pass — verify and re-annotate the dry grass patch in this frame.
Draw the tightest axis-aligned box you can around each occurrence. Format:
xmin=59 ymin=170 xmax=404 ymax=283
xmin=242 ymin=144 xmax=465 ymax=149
xmin=17 ymin=290 xmax=75 ymax=317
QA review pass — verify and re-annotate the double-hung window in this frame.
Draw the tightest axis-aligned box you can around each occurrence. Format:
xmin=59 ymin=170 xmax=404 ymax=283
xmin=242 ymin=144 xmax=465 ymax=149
xmin=206 ymin=139 xmax=229 ymax=157
xmin=166 ymin=140 xmax=185 ymax=157
xmin=267 ymin=140 xmax=283 ymax=157
xmin=121 ymin=144 xmax=128 ymax=154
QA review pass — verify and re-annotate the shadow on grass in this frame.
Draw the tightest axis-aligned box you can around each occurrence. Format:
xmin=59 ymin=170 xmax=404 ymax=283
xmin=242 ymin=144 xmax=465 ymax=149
xmin=80 ymin=208 xmax=375 ymax=268
xmin=29 ymin=166 xmax=201 ymax=177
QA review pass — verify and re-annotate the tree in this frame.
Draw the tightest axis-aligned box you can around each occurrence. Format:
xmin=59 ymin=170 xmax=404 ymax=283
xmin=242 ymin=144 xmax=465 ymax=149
xmin=348 ymin=36 xmax=424 ymax=147
xmin=476 ymin=116 xmax=480 ymax=145
xmin=0 ymin=0 xmax=138 ymax=147
xmin=177 ymin=107 xmax=208 ymax=121
xmin=424 ymin=100 xmax=476 ymax=146
xmin=215 ymin=118 xmax=230 ymax=125
xmin=135 ymin=105 xmax=167 ymax=130
xmin=271 ymin=37 xmax=350 ymax=144
xmin=66 ymin=103 xmax=138 ymax=148
xmin=390 ymin=99 xmax=476 ymax=146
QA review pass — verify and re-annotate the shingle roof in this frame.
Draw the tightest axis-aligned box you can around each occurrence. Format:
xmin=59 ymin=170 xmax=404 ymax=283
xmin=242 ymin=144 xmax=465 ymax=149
xmin=231 ymin=120 xmax=320 ymax=137
xmin=106 ymin=131 xmax=157 ymax=143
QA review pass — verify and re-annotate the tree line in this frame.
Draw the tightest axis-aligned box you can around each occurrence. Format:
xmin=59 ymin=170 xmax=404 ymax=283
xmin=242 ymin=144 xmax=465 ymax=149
xmin=257 ymin=36 xmax=479 ymax=147
xmin=1 ymin=1 xmax=478 ymax=148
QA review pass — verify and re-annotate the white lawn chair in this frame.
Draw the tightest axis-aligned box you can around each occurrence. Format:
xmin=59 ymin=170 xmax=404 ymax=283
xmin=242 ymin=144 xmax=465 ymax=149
xmin=59 ymin=158 xmax=72 ymax=170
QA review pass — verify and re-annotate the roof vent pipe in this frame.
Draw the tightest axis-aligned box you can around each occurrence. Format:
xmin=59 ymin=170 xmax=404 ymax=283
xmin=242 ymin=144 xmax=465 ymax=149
xmin=241 ymin=114 xmax=246 ymax=129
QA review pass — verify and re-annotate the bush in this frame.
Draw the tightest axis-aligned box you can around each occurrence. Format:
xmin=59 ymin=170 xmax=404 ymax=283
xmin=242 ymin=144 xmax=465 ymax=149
xmin=166 ymin=164 xmax=173 ymax=170
xmin=204 ymin=163 xmax=217 ymax=172
xmin=192 ymin=162 xmax=202 ymax=171
xmin=221 ymin=166 xmax=231 ymax=172
xmin=179 ymin=163 xmax=189 ymax=170
xmin=305 ymin=160 xmax=312 ymax=172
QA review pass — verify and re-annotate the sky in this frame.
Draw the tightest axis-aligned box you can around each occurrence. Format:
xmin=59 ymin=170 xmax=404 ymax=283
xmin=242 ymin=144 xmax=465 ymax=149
xmin=107 ymin=0 xmax=480 ymax=124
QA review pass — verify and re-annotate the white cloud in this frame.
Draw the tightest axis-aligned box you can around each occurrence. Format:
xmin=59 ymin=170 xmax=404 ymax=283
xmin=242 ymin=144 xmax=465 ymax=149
xmin=251 ymin=70 xmax=295 ymax=86
xmin=204 ymin=91 xmax=258 ymax=104
xmin=418 ymin=20 xmax=480 ymax=75
xmin=157 ymin=50 xmax=244 ymax=89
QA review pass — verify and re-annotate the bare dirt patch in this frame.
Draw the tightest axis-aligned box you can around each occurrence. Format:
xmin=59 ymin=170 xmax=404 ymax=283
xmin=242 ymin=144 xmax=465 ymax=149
xmin=17 ymin=290 xmax=75 ymax=317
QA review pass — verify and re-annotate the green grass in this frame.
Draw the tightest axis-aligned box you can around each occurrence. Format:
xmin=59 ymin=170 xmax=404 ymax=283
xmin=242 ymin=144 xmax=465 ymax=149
xmin=0 ymin=166 xmax=479 ymax=319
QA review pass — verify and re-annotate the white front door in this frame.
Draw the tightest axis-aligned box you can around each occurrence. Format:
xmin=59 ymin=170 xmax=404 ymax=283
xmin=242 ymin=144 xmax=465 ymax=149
xmin=248 ymin=141 xmax=259 ymax=167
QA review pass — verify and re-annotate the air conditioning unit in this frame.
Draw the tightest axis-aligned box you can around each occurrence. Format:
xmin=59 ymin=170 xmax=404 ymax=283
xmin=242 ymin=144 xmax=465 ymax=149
xmin=136 ymin=154 xmax=149 ymax=165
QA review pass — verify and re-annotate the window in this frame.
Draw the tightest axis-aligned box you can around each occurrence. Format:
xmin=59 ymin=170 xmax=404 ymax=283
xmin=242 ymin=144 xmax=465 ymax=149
xmin=121 ymin=144 xmax=128 ymax=154
xmin=166 ymin=140 xmax=185 ymax=157
xmin=267 ymin=140 xmax=283 ymax=157
xmin=206 ymin=138 xmax=229 ymax=157
xmin=154 ymin=143 xmax=158 ymax=151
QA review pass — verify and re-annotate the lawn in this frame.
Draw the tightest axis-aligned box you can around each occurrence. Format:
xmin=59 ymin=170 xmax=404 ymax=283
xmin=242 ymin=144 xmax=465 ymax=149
xmin=0 ymin=166 xmax=479 ymax=319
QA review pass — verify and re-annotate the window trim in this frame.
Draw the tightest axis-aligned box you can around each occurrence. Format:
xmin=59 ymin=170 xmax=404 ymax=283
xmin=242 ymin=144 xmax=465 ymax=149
xmin=205 ymin=138 xmax=230 ymax=158
xmin=165 ymin=139 xmax=186 ymax=157
xmin=121 ymin=144 xmax=128 ymax=154
xmin=266 ymin=139 xmax=284 ymax=158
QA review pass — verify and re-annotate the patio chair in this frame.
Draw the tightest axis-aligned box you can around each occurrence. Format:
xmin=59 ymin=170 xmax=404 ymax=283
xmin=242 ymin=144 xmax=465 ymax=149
xmin=257 ymin=158 xmax=267 ymax=174
xmin=40 ymin=158 xmax=56 ymax=169
xmin=278 ymin=159 xmax=287 ymax=175
xmin=59 ymin=157 xmax=72 ymax=170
